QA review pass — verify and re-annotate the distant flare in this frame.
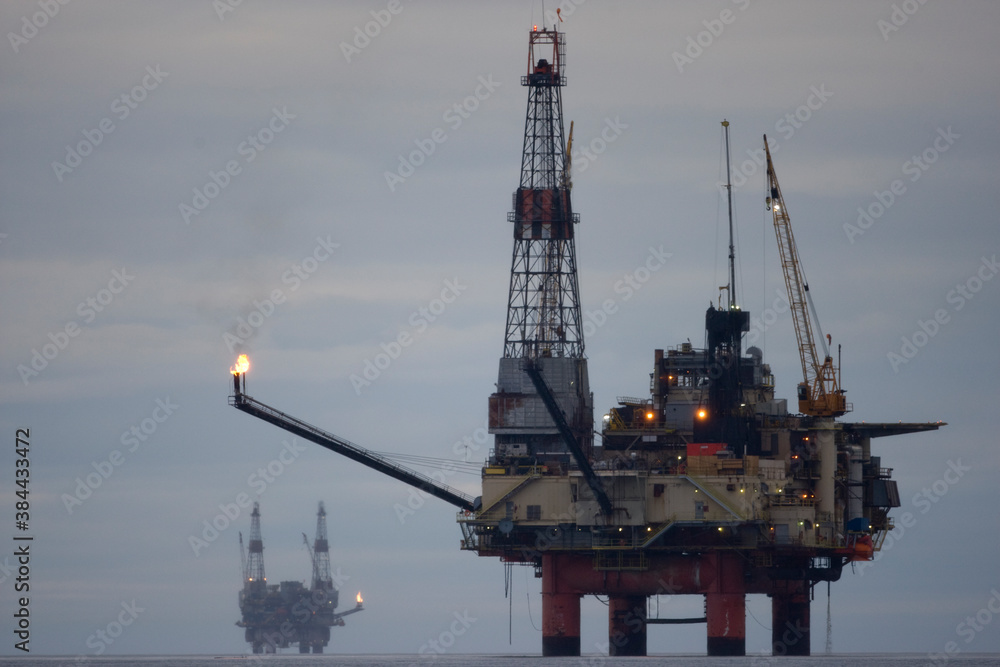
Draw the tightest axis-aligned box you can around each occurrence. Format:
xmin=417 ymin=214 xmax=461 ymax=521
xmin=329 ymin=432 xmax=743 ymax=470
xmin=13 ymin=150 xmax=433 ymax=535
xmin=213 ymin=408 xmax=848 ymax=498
xmin=356 ymin=592 xmax=363 ymax=605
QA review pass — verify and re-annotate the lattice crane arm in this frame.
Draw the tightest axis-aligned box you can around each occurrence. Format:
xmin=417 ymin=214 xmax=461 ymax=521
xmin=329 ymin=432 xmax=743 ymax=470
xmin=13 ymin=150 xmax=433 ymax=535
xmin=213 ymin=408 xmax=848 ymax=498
xmin=303 ymin=533 xmax=319 ymax=587
xmin=239 ymin=531 xmax=247 ymax=582
xmin=764 ymin=136 xmax=847 ymax=418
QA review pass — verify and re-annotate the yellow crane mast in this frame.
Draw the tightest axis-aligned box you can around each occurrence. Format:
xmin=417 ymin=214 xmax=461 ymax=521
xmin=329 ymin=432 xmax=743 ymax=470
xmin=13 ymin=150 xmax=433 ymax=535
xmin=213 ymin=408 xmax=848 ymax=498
xmin=764 ymin=136 xmax=847 ymax=417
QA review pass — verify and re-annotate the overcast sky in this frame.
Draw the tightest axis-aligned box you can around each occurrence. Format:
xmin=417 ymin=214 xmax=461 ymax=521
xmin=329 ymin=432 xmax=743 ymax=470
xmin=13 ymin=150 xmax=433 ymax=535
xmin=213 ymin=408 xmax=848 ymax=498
xmin=2 ymin=0 xmax=998 ymax=658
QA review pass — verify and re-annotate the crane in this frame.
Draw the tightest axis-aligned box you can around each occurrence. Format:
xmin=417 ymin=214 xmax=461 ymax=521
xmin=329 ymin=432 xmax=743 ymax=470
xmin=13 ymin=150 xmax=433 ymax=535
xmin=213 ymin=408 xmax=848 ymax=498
xmin=239 ymin=531 xmax=247 ymax=581
xmin=764 ymin=136 xmax=847 ymax=417
xmin=561 ymin=120 xmax=574 ymax=191
xmin=303 ymin=533 xmax=318 ymax=589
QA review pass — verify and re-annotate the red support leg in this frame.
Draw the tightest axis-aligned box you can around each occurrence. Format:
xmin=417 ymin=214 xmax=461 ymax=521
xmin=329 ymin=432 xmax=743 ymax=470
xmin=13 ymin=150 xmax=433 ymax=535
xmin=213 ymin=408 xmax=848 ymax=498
xmin=706 ymin=592 xmax=746 ymax=656
xmin=705 ymin=553 xmax=746 ymax=656
xmin=541 ymin=554 xmax=581 ymax=656
xmin=608 ymin=595 xmax=647 ymax=656
xmin=771 ymin=581 xmax=810 ymax=656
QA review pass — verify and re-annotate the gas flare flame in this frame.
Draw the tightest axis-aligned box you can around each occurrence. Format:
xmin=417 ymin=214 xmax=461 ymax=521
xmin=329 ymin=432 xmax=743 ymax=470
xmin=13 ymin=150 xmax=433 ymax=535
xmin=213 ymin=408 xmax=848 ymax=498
xmin=230 ymin=354 xmax=249 ymax=375
xmin=356 ymin=592 xmax=363 ymax=605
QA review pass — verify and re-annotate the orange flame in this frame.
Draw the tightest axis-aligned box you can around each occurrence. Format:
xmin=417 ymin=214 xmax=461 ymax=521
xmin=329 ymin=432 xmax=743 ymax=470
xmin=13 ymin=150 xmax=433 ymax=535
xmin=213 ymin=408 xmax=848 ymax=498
xmin=230 ymin=354 xmax=249 ymax=375
xmin=356 ymin=592 xmax=363 ymax=605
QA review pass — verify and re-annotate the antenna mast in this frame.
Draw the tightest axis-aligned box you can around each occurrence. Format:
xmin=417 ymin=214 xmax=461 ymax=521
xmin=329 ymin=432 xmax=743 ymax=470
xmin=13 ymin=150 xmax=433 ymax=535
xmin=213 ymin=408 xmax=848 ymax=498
xmin=722 ymin=119 xmax=736 ymax=309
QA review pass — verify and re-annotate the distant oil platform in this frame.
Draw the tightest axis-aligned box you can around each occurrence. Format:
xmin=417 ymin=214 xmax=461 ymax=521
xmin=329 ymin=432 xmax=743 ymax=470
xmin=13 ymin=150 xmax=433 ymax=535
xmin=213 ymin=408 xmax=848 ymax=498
xmin=237 ymin=501 xmax=363 ymax=654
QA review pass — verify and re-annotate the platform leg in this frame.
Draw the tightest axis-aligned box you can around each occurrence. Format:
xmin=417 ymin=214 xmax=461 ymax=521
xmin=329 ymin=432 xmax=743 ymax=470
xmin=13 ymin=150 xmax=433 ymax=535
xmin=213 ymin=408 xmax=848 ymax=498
xmin=771 ymin=582 xmax=810 ymax=656
xmin=608 ymin=594 xmax=647 ymax=656
xmin=706 ymin=592 xmax=746 ymax=656
xmin=541 ymin=554 xmax=581 ymax=656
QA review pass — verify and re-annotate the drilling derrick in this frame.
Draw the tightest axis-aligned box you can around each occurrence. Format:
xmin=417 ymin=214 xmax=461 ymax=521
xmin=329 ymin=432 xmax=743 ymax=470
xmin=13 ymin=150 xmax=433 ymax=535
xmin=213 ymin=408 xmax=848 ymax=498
xmin=311 ymin=502 xmax=333 ymax=593
xmin=492 ymin=26 xmax=593 ymax=472
xmin=238 ymin=502 xmax=271 ymax=654
xmin=247 ymin=503 xmax=265 ymax=585
xmin=504 ymin=26 xmax=580 ymax=359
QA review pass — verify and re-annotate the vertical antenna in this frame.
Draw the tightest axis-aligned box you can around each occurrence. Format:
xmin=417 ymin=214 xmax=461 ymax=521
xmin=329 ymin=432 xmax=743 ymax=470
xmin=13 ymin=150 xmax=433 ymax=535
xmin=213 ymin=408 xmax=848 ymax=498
xmin=722 ymin=120 xmax=736 ymax=310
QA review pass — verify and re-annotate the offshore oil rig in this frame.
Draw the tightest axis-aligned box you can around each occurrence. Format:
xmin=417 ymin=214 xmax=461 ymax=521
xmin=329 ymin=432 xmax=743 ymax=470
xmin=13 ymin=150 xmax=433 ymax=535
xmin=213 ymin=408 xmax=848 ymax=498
xmin=237 ymin=501 xmax=363 ymax=654
xmin=228 ymin=26 xmax=943 ymax=656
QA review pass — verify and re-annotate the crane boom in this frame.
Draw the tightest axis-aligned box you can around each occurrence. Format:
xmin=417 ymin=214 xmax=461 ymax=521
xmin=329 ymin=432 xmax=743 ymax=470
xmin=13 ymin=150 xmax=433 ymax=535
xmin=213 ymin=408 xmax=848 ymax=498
xmin=562 ymin=120 xmax=574 ymax=191
xmin=229 ymin=386 xmax=479 ymax=512
xmin=303 ymin=533 xmax=318 ymax=588
xmin=764 ymin=136 xmax=847 ymax=417
xmin=239 ymin=531 xmax=247 ymax=581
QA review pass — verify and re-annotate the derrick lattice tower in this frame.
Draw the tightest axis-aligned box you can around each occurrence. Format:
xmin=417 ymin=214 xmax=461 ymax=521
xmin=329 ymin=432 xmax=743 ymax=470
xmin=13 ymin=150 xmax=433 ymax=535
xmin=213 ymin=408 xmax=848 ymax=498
xmin=491 ymin=26 xmax=593 ymax=468
xmin=246 ymin=501 xmax=266 ymax=591
xmin=504 ymin=27 xmax=582 ymax=361
xmin=311 ymin=501 xmax=333 ymax=593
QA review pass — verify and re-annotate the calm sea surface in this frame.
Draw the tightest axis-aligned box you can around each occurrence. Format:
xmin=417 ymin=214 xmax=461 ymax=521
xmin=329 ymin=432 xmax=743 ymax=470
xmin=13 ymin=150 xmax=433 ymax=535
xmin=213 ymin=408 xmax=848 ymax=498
xmin=1 ymin=656 xmax=999 ymax=667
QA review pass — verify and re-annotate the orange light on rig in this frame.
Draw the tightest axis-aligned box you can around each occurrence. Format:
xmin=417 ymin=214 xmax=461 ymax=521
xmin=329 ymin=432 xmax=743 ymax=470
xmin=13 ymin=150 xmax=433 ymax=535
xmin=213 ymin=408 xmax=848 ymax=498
xmin=230 ymin=354 xmax=249 ymax=375
xmin=696 ymin=408 xmax=708 ymax=420
xmin=645 ymin=411 xmax=655 ymax=421
xmin=356 ymin=592 xmax=363 ymax=605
